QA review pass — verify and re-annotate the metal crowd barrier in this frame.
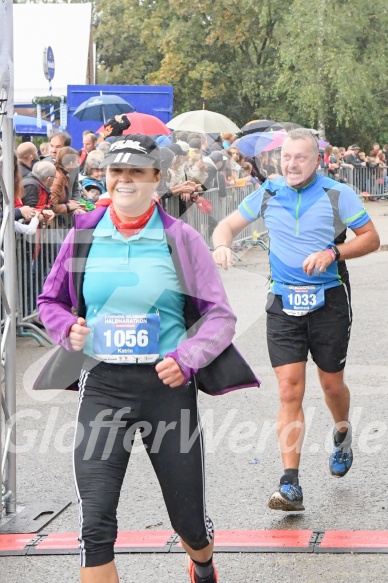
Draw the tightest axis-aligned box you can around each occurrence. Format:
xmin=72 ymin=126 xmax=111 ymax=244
xmin=164 ymin=184 xmax=266 ymax=247
xmin=339 ymin=166 xmax=388 ymax=199
xmin=15 ymin=215 xmax=73 ymax=346
xmin=14 ymin=185 xmax=263 ymax=345
xmin=320 ymin=166 xmax=388 ymax=199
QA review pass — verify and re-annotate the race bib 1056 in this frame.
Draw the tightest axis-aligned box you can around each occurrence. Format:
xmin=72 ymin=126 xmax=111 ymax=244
xmin=93 ymin=313 xmax=160 ymax=363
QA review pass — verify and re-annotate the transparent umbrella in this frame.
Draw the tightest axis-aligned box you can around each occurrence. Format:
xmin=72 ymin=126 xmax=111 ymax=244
xmin=166 ymin=109 xmax=240 ymax=134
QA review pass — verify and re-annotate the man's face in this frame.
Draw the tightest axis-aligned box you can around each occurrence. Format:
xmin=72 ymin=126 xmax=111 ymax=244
xmin=43 ymin=172 xmax=56 ymax=188
xmin=31 ymin=147 xmax=39 ymax=163
xmin=281 ymin=138 xmax=320 ymax=189
xmin=49 ymin=136 xmax=65 ymax=161
xmin=83 ymin=135 xmax=96 ymax=153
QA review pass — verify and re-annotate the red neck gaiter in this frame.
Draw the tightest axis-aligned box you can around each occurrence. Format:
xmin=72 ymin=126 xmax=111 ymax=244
xmin=109 ymin=202 xmax=156 ymax=238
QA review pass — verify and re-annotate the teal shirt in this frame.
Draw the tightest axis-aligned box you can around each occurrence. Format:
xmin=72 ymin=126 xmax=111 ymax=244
xmin=83 ymin=207 xmax=187 ymax=360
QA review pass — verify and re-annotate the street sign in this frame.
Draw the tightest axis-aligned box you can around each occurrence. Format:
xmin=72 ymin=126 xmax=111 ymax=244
xmin=43 ymin=46 xmax=55 ymax=81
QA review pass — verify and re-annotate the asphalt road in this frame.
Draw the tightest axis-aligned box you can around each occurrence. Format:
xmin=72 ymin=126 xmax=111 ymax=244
xmin=1 ymin=201 xmax=388 ymax=582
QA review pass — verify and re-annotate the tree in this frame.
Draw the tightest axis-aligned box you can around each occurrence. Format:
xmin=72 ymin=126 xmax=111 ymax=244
xmin=95 ymin=0 xmax=165 ymax=85
xmin=95 ymin=0 xmax=289 ymax=125
xmin=274 ymin=0 xmax=388 ymax=146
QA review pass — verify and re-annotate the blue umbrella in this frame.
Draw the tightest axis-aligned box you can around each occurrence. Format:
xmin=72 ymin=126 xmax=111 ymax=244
xmin=232 ymin=132 xmax=275 ymax=157
xmin=11 ymin=114 xmax=60 ymax=135
xmin=73 ymin=94 xmax=135 ymax=123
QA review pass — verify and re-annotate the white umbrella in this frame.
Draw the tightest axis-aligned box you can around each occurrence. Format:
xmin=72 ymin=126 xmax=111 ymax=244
xmin=167 ymin=109 xmax=240 ymax=134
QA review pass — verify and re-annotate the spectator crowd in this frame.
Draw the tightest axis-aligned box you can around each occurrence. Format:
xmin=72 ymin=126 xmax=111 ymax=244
xmin=0 ymin=118 xmax=387 ymax=308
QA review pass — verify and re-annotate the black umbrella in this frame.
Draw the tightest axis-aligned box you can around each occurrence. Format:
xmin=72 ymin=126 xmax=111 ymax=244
xmin=73 ymin=94 xmax=135 ymax=123
xmin=240 ymin=119 xmax=284 ymax=136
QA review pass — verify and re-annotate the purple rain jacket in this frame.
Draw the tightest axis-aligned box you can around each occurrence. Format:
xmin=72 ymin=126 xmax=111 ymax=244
xmin=38 ymin=203 xmax=238 ymax=384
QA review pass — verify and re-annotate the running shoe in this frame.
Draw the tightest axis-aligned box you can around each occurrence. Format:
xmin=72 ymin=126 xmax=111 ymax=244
xmin=187 ymin=557 xmax=219 ymax=583
xmin=329 ymin=424 xmax=353 ymax=477
xmin=268 ymin=481 xmax=305 ymax=511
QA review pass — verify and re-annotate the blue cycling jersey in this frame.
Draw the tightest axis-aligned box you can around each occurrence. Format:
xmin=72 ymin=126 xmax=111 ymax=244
xmin=238 ymin=174 xmax=370 ymax=294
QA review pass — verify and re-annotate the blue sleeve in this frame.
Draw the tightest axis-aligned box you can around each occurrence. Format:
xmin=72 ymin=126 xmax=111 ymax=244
xmin=338 ymin=185 xmax=370 ymax=229
xmin=237 ymin=183 xmax=266 ymax=222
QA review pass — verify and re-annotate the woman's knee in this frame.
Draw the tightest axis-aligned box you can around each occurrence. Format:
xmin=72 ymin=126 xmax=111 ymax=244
xmin=174 ymin=515 xmax=214 ymax=551
xmin=79 ymin=509 xmax=117 ymax=567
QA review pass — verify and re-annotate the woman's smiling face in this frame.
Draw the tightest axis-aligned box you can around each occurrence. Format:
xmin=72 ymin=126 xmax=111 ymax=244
xmin=107 ymin=165 xmax=160 ymax=217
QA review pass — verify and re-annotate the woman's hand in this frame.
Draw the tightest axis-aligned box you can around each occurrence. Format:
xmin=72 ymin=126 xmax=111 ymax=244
xmin=20 ymin=206 xmax=36 ymax=220
xmin=69 ymin=317 xmax=91 ymax=351
xmin=155 ymin=357 xmax=185 ymax=388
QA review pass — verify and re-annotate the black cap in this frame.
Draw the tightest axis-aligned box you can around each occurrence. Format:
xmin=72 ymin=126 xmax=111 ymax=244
xmin=350 ymin=144 xmax=361 ymax=150
xmin=100 ymin=134 xmax=161 ymax=169
xmin=209 ymin=151 xmax=227 ymax=164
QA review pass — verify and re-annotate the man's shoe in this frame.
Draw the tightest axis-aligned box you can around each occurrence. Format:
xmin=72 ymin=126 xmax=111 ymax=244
xmin=329 ymin=425 xmax=353 ymax=477
xmin=187 ymin=557 xmax=218 ymax=583
xmin=268 ymin=481 xmax=304 ymax=511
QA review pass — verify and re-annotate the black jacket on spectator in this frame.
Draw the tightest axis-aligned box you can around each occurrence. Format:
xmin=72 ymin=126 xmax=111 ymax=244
xmin=19 ymin=161 xmax=36 ymax=178
xmin=202 ymin=158 xmax=227 ymax=198
xmin=344 ymin=153 xmax=363 ymax=167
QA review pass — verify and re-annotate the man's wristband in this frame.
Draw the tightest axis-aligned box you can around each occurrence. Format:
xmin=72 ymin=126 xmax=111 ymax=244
xmin=213 ymin=244 xmax=231 ymax=251
xmin=330 ymin=245 xmax=341 ymax=261
xmin=65 ymin=204 xmax=70 ymax=214
xmin=326 ymin=248 xmax=336 ymax=262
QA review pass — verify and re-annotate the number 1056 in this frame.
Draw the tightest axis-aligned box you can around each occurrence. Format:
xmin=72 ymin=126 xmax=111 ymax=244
xmin=103 ymin=329 xmax=149 ymax=348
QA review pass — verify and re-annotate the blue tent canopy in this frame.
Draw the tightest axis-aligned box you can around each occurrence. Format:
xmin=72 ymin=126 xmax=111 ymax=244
xmin=11 ymin=114 xmax=60 ymax=135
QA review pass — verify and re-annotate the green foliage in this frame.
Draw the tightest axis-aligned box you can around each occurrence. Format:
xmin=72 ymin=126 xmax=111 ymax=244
xmin=32 ymin=96 xmax=66 ymax=105
xmin=275 ymin=0 xmax=388 ymax=145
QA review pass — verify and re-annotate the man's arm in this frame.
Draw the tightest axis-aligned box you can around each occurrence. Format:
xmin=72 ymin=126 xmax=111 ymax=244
xmin=303 ymin=220 xmax=380 ymax=276
xmin=212 ymin=210 xmax=252 ymax=270
xmin=337 ymin=220 xmax=380 ymax=259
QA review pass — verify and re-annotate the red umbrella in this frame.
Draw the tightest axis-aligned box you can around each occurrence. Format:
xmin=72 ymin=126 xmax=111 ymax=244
xmin=97 ymin=112 xmax=170 ymax=136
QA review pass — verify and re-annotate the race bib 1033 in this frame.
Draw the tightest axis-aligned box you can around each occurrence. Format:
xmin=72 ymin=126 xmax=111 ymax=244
xmin=282 ymin=284 xmax=325 ymax=316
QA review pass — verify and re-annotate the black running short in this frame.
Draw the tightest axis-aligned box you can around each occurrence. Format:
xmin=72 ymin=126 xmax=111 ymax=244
xmin=266 ymin=283 xmax=352 ymax=372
